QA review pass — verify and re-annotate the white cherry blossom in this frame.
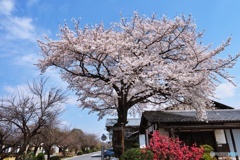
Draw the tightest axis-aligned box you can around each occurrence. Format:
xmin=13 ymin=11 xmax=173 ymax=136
xmin=38 ymin=13 xmax=239 ymax=122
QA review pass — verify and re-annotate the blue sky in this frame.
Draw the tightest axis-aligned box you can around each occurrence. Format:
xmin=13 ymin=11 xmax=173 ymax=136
xmin=1 ymin=0 xmax=240 ymax=137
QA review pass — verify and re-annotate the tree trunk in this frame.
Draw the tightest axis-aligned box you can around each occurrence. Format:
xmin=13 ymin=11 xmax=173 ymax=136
xmin=46 ymin=147 xmax=51 ymax=160
xmin=112 ymin=105 xmax=128 ymax=158
xmin=33 ymin=145 xmax=39 ymax=155
xmin=15 ymin=143 xmax=28 ymax=160
xmin=112 ymin=124 xmax=124 ymax=158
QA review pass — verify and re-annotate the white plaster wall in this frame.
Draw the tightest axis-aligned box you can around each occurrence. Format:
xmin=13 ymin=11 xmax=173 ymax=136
xmin=139 ymin=134 xmax=146 ymax=148
xmin=52 ymin=145 xmax=60 ymax=154
xmin=214 ymin=129 xmax=226 ymax=144
xmin=225 ymin=129 xmax=234 ymax=153
xmin=232 ymin=129 xmax=240 ymax=158
xmin=225 ymin=129 xmax=237 ymax=160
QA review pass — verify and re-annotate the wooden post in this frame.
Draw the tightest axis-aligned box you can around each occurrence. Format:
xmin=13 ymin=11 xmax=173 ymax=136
xmin=121 ymin=123 xmax=124 ymax=154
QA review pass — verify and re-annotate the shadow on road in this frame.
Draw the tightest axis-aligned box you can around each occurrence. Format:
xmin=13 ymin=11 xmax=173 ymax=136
xmin=91 ymin=154 xmax=101 ymax=157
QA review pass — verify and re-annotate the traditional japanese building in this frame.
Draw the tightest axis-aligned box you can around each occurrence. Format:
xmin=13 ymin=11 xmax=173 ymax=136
xmin=139 ymin=109 xmax=240 ymax=160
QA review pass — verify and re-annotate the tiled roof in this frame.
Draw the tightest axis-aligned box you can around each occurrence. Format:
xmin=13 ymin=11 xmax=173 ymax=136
xmin=142 ymin=110 xmax=240 ymax=123
xmin=106 ymin=118 xmax=141 ymax=127
xmin=165 ymin=100 xmax=234 ymax=110
xmin=213 ymin=101 xmax=234 ymax=109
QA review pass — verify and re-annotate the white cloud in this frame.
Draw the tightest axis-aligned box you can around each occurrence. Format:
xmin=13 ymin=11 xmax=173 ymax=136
xmin=59 ymin=3 xmax=70 ymax=13
xmin=0 ymin=0 xmax=14 ymax=16
xmin=3 ymin=84 xmax=28 ymax=96
xmin=2 ymin=16 xmax=37 ymax=41
xmin=215 ymin=82 xmax=236 ymax=99
xmin=59 ymin=120 xmax=72 ymax=128
xmin=78 ymin=114 xmax=83 ymax=118
xmin=0 ymin=0 xmax=38 ymax=42
xmin=3 ymin=86 xmax=16 ymax=94
xmin=27 ymin=0 xmax=38 ymax=6
xmin=43 ymin=68 xmax=69 ymax=89
xmin=67 ymin=95 xmax=78 ymax=106
xmin=14 ymin=53 xmax=39 ymax=67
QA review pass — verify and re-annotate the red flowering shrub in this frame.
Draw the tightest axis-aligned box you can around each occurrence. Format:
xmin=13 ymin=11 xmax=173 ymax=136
xmin=148 ymin=131 xmax=204 ymax=160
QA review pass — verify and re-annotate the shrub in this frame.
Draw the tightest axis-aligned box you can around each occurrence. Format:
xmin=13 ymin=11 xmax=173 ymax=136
xmin=84 ymin=150 xmax=89 ymax=153
xmin=77 ymin=150 xmax=83 ymax=155
xmin=89 ymin=149 xmax=94 ymax=153
xmin=24 ymin=153 xmax=37 ymax=160
xmin=201 ymin=144 xmax=214 ymax=152
xmin=148 ymin=131 xmax=204 ymax=160
xmin=120 ymin=148 xmax=154 ymax=160
xmin=131 ymin=143 xmax=140 ymax=148
xmin=49 ymin=156 xmax=61 ymax=160
xmin=201 ymin=144 xmax=215 ymax=160
xmin=92 ymin=148 xmax=98 ymax=152
xmin=36 ymin=153 xmax=45 ymax=160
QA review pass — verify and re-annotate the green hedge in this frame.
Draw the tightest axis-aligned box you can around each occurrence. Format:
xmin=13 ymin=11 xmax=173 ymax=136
xmin=77 ymin=150 xmax=83 ymax=155
xmin=36 ymin=153 xmax=45 ymax=160
xmin=120 ymin=148 xmax=153 ymax=160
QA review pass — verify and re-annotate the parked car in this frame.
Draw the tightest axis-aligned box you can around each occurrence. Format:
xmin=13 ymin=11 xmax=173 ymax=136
xmin=104 ymin=148 xmax=115 ymax=159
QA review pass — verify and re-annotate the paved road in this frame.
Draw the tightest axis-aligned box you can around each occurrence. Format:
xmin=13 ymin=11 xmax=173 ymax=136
xmin=64 ymin=151 xmax=102 ymax=160
xmin=64 ymin=151 xmax=118 ymax=160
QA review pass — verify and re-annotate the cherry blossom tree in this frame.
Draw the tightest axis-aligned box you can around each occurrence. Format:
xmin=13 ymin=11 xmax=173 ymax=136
xmin=37 ymin=12 xmax=239 ymax=157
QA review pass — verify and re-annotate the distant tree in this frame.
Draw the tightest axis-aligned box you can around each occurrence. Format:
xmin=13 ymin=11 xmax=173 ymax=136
xmin=57 ymin=128 xmax=73 ymax=157
xmin=0 ymin=78 xmax=67 ymax=160
xmin=29 ymin=133 xmax=44 ymax=156
xmin=79 ymin=132 xmax=99 ymax=153
xmin=86 ymin=133 xmax=99 ymax=151
xmin=37 ymin=12 xmax=240 ymax=157
xmin=0 ymin=120 xmax=19 ymax=160
xmin=30 ymin=117 xmax=61 ymax=159
xmin=68 ymin=128 xmax=84 ymax=154
xmin=41 ymin=125 xmax=62 ymax=160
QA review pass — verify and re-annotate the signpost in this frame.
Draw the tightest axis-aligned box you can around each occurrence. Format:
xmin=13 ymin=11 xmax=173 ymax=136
xmin=101 ymin=134 xmax=107 ymax=160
